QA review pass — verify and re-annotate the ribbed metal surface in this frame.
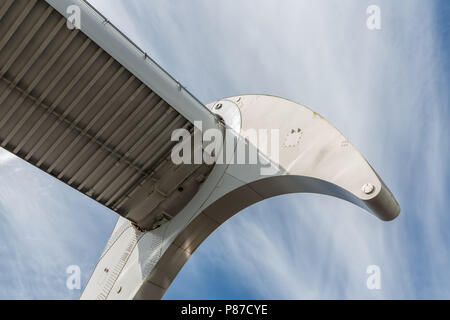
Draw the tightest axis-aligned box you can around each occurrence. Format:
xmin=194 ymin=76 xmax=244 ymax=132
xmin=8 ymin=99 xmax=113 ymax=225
xmin=0 ymin=0 xmax=212 ymax=229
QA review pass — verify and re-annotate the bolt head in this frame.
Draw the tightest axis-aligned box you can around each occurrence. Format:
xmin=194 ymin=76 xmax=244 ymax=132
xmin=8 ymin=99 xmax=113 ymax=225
xmin=362 ymin=183 xmax=375 ymax=194
xmin=215 ymin=103 xmax=222 ymax=110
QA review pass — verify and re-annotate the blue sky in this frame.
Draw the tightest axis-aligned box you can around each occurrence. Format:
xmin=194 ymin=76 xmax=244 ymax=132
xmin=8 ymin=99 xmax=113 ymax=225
xmin=0 ymin=0 xmax=449 ymax=299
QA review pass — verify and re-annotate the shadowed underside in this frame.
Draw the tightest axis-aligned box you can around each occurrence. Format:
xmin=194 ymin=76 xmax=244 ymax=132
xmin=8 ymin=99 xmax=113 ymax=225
xmin=0 ymin=0 xmax=213 ymax=230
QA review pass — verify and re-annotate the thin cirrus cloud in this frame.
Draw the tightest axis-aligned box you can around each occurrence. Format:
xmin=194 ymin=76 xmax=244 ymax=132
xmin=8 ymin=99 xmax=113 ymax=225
xmin=0 ymin=148 xmax=116 ymax=299
xmin=0 ymin=0 xmax=448 ymax=299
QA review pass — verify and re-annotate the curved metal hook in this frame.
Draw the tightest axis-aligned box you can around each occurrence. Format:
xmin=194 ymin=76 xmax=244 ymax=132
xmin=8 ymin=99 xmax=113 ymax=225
xmin=82 ymin=95 xmax=400 ymax=300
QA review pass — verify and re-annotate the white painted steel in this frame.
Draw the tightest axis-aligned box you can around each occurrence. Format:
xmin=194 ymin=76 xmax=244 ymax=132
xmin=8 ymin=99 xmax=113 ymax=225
xmin=81 ymin=95 xmax=400 ymax=300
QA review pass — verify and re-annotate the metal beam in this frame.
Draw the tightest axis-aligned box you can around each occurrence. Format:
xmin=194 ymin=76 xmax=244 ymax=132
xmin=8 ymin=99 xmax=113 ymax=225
xmin=57 ymin=83 xmax=147 ymax=179
xmin=66 ymin=92 xmax=156 ymax=185
xmin=0 ymin=22 xmax=68 ymax=149
xmin=25 ymin=56 xmax=115 ymax=162
xmin=0 ymin=17 xmax=66 ymax=122
xmin=0 ymin=0 xmax=37 ymax=52
xmin=47 ymin=74 xmax=136 ymax=174
xmin=103 ymin=116 xmax=187 ymax=206
xmin=13 ymin=41 xmax=98 ymax=155
xmin=0 ymin=6 xmax=53 ymax=78
xmin=36 ymin=65 xmax=125 ymax=167
xmin=0 ymin=0 xmax=15 ymax=21
xmin=75 ymin=98 xmax=166 ymax=191
xmin=108 ymin=120 xmax=190 ymax=209
xmin=84 ymin=101 xmax=172 ymax=195
xmin=1 ymin=28 xmax=79 ymax=148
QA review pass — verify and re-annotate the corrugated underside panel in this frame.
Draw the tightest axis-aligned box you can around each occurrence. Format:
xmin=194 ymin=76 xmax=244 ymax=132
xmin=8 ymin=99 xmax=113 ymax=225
xmin=0 ymin=0 xmax=212 ymax=229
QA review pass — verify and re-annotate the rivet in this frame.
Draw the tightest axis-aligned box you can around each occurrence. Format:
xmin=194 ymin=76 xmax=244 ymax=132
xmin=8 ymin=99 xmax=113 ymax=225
xmin=362 ymin=183 xmax=375 ymax=194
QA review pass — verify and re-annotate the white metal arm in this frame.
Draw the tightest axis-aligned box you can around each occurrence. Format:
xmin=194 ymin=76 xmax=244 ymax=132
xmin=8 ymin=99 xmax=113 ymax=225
xmin=81 ymin=95 xmax=400 ymax=299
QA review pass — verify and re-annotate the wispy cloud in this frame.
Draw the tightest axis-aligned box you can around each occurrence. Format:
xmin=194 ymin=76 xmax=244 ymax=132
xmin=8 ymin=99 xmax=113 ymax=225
xmin=0 ymin=149 xmax=117 ymax=299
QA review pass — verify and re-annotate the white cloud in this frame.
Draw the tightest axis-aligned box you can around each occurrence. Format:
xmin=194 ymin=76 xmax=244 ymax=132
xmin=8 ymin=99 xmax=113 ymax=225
xmin=0 ymin=148 xmax=16 ymax=165
xmin=0 ymin=148 xmax=117 ymax=299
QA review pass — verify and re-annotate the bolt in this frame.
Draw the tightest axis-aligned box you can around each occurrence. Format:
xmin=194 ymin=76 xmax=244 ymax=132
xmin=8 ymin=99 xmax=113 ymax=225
xmin=362 ymin=183 xmax=375 ymax=194
xmin=215 ymin=103 xmax=222 ymax=110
